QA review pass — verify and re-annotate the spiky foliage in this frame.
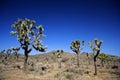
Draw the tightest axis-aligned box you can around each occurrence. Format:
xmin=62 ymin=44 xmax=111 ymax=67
xmin=53 ymin=50 xmax=64 ymax=68
xmin=0 ymin=50 xmax=5 ymax=53
xmin=70 ymin=40 xmax=84 ymax=67
xmin=6 ymin=49 xmax=12 ymax=60
xmin=10 ymin=18 xmax=47 ymax=70
xmin=88 ymin=38 xmax=103 ymax=75
xmin=0 ymin=50 xmax=6 ymax=60
xmin=11 ymin=47 xmax=20 ymax=61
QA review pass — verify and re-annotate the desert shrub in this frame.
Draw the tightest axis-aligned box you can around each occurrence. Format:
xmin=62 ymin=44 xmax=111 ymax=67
xmin=54 ymin=72 xmax=73 ymax=80
xmin=54 ymin=72 xmax=63 ymax=78
xmin=61 ymin=58 xmax=69 ymax=62
xmin=43 ymin=57 xmax=49 ymax=62
xmin=35 ymin=67 xmax=45 ymax=75
xmin=13 ymin=65 xmax=21 ymax=69
xmin=97 ymin=53 xmax=108 ymax=67
xmin=50 ymin=56 xmax=55 ymax=62
xmin=64 ymin=73 xmax=73 ymax=80
xmin=65 ymin=68 xmax=83 ymax=75
xmin=27 ymin=61 xmax=35 ymax=71
xmin=70 ymin=57 xmax=76 ymax=63
xmin=111 ymin=65 xmax=118 ymax=69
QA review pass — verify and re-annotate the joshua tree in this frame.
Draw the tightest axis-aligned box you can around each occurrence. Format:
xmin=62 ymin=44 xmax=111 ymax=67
xmin=0 ymin=50 xmax=6 ymax=61
xmin=10 ymin=18 xmax=47 ymax=70
xmin=88 ymin=38 xmax=103 ymax=75
xmin=70 ymin=40 xmax=84 ymax=67
xmin=97 ymin=53 xmax=107 ymax=67
xmin=0 ymin=50 xmax=5 ymax=53
xmin=0 ymin=50 xmax=5 ymax=57
xmin=53 ymin=50 xmax=64 ymax=68
xmin=11 ymin=47 xmax=20 ymax=61
xmin=6 ymin=49 xmax=12 ymax=60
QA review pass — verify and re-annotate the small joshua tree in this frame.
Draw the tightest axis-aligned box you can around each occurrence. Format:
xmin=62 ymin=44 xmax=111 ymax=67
xmin=97 ymin=53 xmax=107 ymax=67
xmin=70 ymin=40 xmax=84 ymax=67
xmin=0 ymin=50 xmax=5 ymax=58
xmin=0 ymin=50 xmax=5 ymax=53
xmin=88 ymin=38 xmax=103 ymax=75
xmin=6 ymin=49 xmax=12 ymax=60
xmin=10 ymin=18 xmax=47 ymax=70
xmin=53 ymin=50 xmax=64 ymax=68
xmin=0 ymin=50 xmax=6 ymax=62
xmin=11 ymin=47 xmax=20 ymax=61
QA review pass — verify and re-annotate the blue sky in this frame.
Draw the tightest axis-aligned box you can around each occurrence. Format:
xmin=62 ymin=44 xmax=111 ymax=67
xmin=0 ymin=0 xmax=120 ymax=56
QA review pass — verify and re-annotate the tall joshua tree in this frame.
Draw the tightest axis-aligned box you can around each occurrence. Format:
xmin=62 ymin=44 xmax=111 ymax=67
xmin=70 ymin=40 xmax=84 ymax=67
xmin=10 ymin=18 xmax=47 ymax=70
xmin=88 ymin=38 xmax=103 ymax=75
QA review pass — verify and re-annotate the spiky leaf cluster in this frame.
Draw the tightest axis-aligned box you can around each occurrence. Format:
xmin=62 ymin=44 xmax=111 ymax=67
xmin=0 ymin=50 xmax=5 ymax=53
xmin=88 ymin=38 xmax=103 ymax=51
xmin=53 ymin=50 xmax=64 ymax=58
xmin=11 ymin=47 xmax=20 ymax=54
xmin=10 ymin=18 xmax=47 ymax=52
xmin=6 ymin=49 xmax=12 ymax=55
xmin=0 ymin=50 xmax=6 ymax=59
xmin=70 ymin=40 xmax=84 ymax=54
xmin=12 ymin=47 xmax=20 ymax=51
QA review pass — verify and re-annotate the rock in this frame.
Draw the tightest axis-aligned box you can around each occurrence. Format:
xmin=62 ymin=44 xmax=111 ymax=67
xmin=111 ymin=65 xmax=118 ymax=69
xmin=13 ymin=65 xmax=21 ymax=69
xmin=41 ymin=66 xmax=47 ymax=71
xmin=84 ymin=69 xmax=91 ymax=74
xmin=13 ymin=62 xmax=23 ymax=69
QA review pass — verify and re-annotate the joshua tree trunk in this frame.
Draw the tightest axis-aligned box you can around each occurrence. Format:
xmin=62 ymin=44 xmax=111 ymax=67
xmin=94 ymin=50 xmax=100 ymax=75
xmin=77 ymin=52 xmax=80 ymax=67
xmin=16 ymin=55 xmax=19 ymax=61
xmin=58 ymin=58 xmax=62 ymax=68
xmin=94 ymin=60 xmax=97 ymax=75
xmin=24 ymin=48 xmax=28 ymax=71
xmin=23 ymin=42 xmax=29 ymax=71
